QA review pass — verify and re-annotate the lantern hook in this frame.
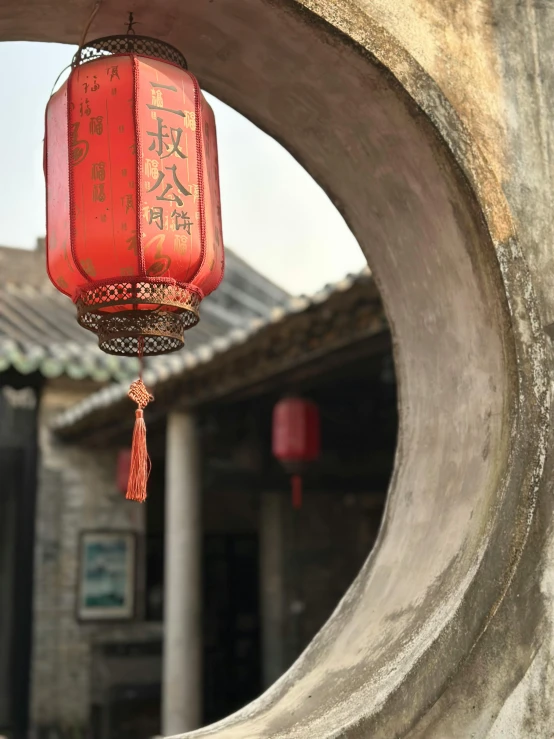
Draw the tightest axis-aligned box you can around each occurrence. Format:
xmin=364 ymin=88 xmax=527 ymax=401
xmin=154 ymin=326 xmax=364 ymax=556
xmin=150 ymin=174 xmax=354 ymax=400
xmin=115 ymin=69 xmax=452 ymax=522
xmin=126 ymin=11 xmax=139 ymax=34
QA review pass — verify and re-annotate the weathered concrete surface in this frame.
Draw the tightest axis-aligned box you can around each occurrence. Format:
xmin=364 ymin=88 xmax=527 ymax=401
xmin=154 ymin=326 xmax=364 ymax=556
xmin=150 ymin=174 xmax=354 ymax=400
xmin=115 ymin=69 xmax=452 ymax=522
xmin=3 ymin=0 xmax=554 ymax=736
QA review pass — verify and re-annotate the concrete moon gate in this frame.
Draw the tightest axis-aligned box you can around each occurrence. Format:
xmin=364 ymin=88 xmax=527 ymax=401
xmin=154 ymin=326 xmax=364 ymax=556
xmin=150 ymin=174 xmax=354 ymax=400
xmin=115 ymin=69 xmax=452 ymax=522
xmin=5 ymin=0 xmax=553 ymax=736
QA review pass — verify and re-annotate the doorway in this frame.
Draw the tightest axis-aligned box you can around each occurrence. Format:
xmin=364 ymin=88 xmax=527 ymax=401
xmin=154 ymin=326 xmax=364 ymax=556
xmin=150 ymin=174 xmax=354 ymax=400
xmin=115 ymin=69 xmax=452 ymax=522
xmin=203 ymin=533 xmax=261 ymax=724
xmin=0 ymin=439 xmax=37 ymax=738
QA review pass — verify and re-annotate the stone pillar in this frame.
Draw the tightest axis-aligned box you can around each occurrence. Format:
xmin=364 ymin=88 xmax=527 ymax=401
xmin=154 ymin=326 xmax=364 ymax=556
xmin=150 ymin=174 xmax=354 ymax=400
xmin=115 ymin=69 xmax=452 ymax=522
xmin=259 ymin=491 xmax=287 ymax=688
xmin=163 ymin=412 xmax=202 ymax=734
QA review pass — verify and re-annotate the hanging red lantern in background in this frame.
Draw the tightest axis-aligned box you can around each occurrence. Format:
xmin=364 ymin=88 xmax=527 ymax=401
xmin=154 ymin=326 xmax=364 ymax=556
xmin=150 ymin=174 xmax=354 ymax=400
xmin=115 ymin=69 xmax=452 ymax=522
xmin=116 ymin=449 xmax=132 ymax=496
xmin=272 ymin=397 xmax=321 ymax=509
xmin=45 ymin=33 xmax=224 ymax=502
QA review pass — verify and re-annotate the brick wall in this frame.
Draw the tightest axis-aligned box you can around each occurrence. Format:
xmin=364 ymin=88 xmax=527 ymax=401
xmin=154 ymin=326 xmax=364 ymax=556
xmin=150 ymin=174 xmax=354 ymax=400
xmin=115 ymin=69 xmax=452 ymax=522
xmin=30 ymin=387 xmax=387 ymax=734
xmin=30 ymin=383 xmax=148 ymax=738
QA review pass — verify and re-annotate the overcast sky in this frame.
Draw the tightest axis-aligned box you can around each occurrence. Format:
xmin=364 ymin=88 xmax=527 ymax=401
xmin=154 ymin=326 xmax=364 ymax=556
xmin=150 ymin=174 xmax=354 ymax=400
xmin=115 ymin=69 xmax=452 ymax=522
xmin=0 ymin=42 xmax=365 ymax=296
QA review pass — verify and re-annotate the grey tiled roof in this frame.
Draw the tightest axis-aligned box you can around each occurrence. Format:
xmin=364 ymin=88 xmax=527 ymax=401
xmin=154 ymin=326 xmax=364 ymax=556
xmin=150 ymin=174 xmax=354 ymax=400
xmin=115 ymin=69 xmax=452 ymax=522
xmin=52 ymin=267 xmax=373 ymax=430
xmin=0 ymin=243 xmax=290 ymax=382
xmin=0 ymin=282 xmax=138 ymax=381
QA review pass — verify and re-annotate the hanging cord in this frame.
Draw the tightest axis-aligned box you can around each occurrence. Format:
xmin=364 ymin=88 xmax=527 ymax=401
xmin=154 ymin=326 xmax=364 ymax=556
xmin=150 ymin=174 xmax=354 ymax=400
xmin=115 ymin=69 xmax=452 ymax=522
xmin=49 ymin=64 xmax=72 ymax=98
xmin=291 ymin=474 xmax=303 ymax=510
xmin=126 ymin=337 xmax=154 ymax=503
xmin=139 ymin=336 xmax=145 ymax=381
xmin=74 ymin=0 xmax=103 ymax=67
xmin=48 ymin=0 xmax=103 ymax=98
xmin=47 ymin=0 xmax=102 ymax=99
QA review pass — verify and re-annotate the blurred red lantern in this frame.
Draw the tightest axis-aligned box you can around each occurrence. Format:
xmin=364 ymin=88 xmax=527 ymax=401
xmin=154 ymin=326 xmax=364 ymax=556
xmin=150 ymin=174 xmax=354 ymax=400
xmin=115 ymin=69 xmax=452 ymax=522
xmin=272 ymin=397 xmax=321 ymax=509
xmin=45 ymin=34 xmax=224 ymax=502
xmin=117 ymin=449 xmax=132 ymax=495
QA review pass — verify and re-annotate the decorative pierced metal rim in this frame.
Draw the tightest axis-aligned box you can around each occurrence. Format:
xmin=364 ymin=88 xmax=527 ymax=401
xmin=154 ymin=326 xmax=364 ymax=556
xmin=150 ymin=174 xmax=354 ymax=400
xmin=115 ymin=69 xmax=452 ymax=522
xmin=75 ymin=280 xmax=201 ymax=322
xmin=72 ymin=35 xmax=188 ymax=71
xmin=75 ymin=280 xmax=201 ymax=356
xmin=78 ymin=310 xmax=194 ymax=357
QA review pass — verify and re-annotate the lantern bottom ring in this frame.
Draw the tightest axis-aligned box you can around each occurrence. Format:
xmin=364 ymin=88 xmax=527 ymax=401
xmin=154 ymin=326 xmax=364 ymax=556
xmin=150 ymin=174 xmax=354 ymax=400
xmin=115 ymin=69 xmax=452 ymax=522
xmin=74 ymin=279 xmax=202 ymax=356
xmin=78 ymin=309 xmax=193 ymax=357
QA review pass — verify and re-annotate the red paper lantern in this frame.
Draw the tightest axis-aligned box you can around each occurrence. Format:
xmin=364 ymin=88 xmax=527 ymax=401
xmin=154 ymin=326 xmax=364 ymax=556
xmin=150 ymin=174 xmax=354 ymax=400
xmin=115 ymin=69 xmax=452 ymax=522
xmin=272 ymin=397 xmax=321 ymax=509
xmin=45 ymin=35 xmax=224 ymax=503
xmin=45 ymin=36 xmax=223 ymax=357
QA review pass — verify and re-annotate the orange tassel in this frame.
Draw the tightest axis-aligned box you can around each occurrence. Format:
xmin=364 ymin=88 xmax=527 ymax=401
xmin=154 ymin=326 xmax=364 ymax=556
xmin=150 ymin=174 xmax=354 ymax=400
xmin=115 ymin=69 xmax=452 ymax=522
xmin=126 ymin=378 xmax=154 ymax=503
xmin=126 ymin=409 xmax=150 ymax=502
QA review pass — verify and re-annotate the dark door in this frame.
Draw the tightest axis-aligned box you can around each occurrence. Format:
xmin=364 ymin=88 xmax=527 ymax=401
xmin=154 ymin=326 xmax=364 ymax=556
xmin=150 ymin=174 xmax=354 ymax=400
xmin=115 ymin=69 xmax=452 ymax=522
xmin=105 ymin=684 xmax=161 ymax=739
xmin=0 ymin=446 xmax=37 ymax=739
xmin=0 ymin=386 xmax=38 ymax=739
xmin=203 ymin=534 xmax=261 ymax=724
xmin=0 ymin=450 xmax=18 ymax=735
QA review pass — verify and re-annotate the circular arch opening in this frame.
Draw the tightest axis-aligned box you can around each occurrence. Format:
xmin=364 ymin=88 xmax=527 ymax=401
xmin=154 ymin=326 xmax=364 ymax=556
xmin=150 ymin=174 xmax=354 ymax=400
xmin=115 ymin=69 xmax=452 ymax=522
xmin=3 ymin=1 xmax=534 ymax=736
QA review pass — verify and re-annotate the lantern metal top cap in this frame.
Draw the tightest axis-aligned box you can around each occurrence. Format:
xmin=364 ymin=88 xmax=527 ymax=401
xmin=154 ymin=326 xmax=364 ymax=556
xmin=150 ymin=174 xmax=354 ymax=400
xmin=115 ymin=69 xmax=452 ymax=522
xmin=72 ymin=35 xmax=188 ymax=71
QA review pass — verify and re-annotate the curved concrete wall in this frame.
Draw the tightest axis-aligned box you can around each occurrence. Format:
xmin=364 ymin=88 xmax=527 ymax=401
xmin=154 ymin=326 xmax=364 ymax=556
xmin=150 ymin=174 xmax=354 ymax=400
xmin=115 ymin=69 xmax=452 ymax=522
xmin=5 ymin=0 xmax=553 ymax=736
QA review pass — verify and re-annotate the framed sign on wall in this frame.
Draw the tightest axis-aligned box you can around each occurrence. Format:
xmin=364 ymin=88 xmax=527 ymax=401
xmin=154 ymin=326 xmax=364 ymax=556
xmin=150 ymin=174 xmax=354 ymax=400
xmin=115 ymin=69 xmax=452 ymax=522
xmin=77 ymin=531 xmax=137 ymax=621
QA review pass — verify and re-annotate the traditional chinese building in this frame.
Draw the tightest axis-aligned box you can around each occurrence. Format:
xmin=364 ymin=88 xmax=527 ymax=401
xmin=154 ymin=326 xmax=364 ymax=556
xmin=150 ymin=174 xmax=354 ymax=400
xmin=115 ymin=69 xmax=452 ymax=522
xmin=0 ymin=241 xmax=395 ymax=739
xmin=0 ymin=238 xmax=290 ymax=739
xmin=45 ymin=267 xmax=395 ymax=738
xmin=2 ymin=1 xmax=554 ymax=737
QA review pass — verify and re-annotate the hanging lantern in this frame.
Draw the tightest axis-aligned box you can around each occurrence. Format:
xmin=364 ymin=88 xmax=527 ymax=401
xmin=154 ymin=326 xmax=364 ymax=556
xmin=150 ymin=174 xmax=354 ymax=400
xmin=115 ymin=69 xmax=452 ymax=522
xmin=116 ymin=449 xmax=132 ymax=496
xmin=272 ymin=397 xmax=321 ymax=509
xmin=45 ymin=32 xmax=224 ymax=502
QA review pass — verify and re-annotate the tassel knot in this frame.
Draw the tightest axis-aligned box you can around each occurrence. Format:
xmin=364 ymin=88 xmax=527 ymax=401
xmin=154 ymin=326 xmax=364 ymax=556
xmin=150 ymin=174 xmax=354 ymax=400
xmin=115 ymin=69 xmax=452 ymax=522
xmin=126 ymin=378 xmax=153 ymax=503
